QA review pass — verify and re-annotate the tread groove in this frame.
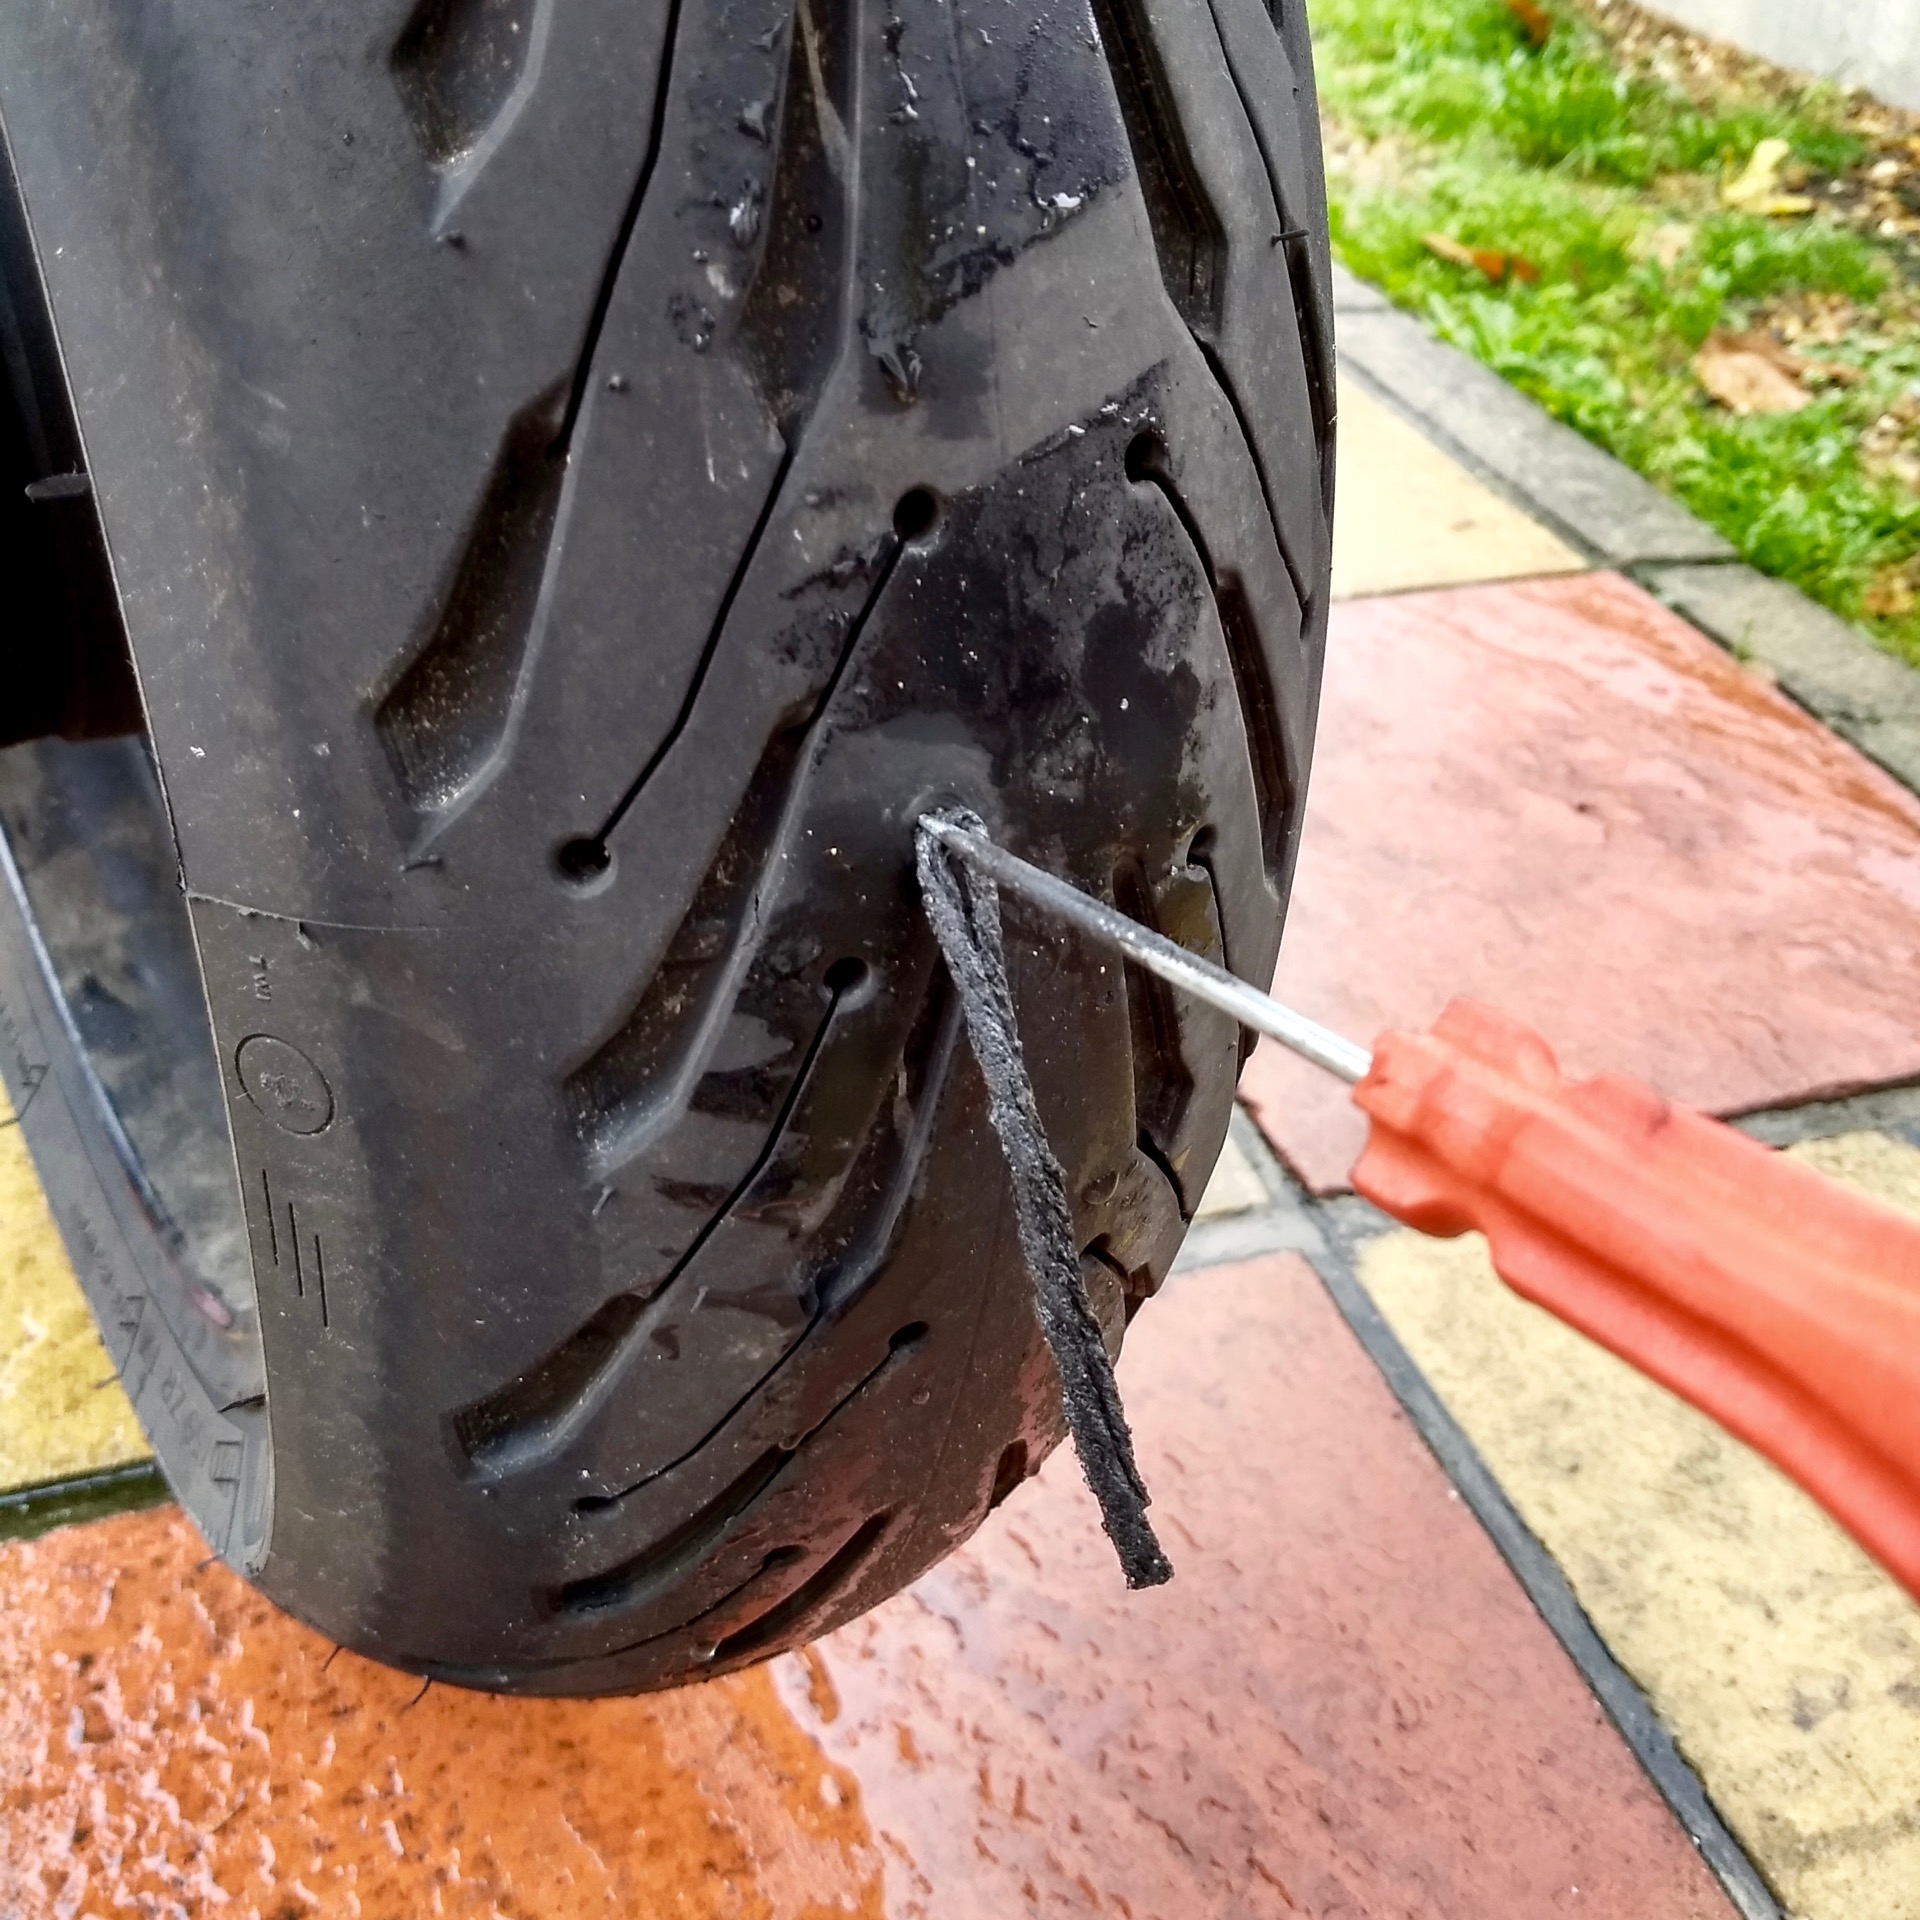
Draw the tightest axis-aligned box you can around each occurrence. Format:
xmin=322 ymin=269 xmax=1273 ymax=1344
xmin=1213 ymin=574 xmax=1295 ymax=878
xmin=550 ymin=0 xmax=691 ymax=454
xmin=392 ymin=0 xmax=541 ymax=166
xmin=1129 ymin=443 xmax=1295 ymax=882
xmin=565 ymin=725 xmax=810 ymax=1162
xmin=556 ymin=1319 xmax=925 ymax=1622
xmin=1113 ymin=859 xmax=1197 ymax=1172
xmin=1089 ymin=0 xmax=1314 ymax=607
xmin=375 ymin=382 xmax=568 ymax=815
xmin=562 ymin=0 xmax=850 ymax=848
xmin=565 ymin=536 xmax=902 ymax=1167
xmin=581 ymin=1317 xmax=932 ymax=1518
xmin=584 ymin=440 xmax=798 ymax=850
xmin=1087 ymin=0 xmax=1225 ymax=335
xmin=559 ymin=1446 xmax=787 ymax=1613
xmin=1280 ymin=227 xmax=1336 ymax=518
xmin=454 ymin=985 xmax=849 ymax=1474
xmin=1193 ymin=337 xmax=1312 ymax=613
xmin=559 ymin=989 xmax=964 ymax=1508
xmin=1195 ymin=0 xmax=1334 ymax=542
xmin=456 ymin=972 xmax=956 ymax=1490
xmin=738 ymin=0 xmax=856 ymax=436
xmin=709 ymin=1510 xmax=890 ymax=1662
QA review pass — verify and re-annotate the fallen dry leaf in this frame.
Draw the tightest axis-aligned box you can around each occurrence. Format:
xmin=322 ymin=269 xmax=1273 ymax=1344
xmin=1864 ymin=558 xmax=1920 ymax=619
xmin=1423 ymin=231 xmax=1479 ymax=270
xmin=1785 ymin=297 xmax=1856 ymax=348
xmin=1422 ymin=231 xmax=1541 ymax=284
xmin=1725 ymin=327 xmax=1861 ymax=389
xmin=1691 ymin=338 xmax=1813 ymax=414
xmin=1505 ymin=0 xmax=1554 ymax=46
xmin=1863 ymin=400 xmax=1920 ymax=492
xmin=1722 ymin=137 xmax=1815 ymax=217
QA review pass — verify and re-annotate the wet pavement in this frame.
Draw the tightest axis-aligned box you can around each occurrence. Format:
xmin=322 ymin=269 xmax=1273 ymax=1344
xmin=1357 ymin=1133 xmax=1920 ymax=1920
xmin=1243 ymin=569 xmax=1920 ymax=1192
xmin=0 ymin=1260 xmax=1733 ymax=1919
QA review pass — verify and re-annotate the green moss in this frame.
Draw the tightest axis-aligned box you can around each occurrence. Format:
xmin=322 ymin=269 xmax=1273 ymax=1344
xmin=1316 ymin=0 xmax=1920 ymax=661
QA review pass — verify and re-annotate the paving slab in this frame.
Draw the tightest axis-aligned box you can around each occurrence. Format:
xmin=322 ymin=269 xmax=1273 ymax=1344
xmin=0 ymin=1256 xmax=1735 ymax=1919
xmin=1244 ymin=571 xmax=1920 ymax=1192
xmin=1191 ymin=1127 xmax=1268 ymax=1218
xmin=1336 ymin=303 xmax=1734 ymax=568
xmin=1353 ymin=1133 xmax=1920 ymax=1920
xmin=1332 ymin=376 xmax=1585 ymax=601
xmin=0 ymin=1093 xmax=144 ymax=1492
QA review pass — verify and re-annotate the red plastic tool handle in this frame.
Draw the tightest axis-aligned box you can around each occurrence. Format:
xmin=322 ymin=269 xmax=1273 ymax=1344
xmin=1351 ymin=999 xmax=1920 ymax=1601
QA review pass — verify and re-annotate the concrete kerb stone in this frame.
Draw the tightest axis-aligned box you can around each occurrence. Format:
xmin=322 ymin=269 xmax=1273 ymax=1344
xmin=0 ymin=1460 xmax=169 ymax=1546
xmin=1731 ymin=1078 xmax=1920 ymax=1150
xmin=1329 ymin=261 xmax=1390 ymax=314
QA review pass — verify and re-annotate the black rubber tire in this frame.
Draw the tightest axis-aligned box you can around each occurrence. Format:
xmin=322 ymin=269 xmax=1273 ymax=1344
xmin=0 ymin=0 xmax=1332 ymax=1692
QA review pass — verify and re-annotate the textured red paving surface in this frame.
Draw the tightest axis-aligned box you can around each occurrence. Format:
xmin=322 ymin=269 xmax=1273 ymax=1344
xmin=0 ymin=1257 xmax=1731 ymax=1918
xmin=1247 ymin=571 xmax=1920 ymax=1191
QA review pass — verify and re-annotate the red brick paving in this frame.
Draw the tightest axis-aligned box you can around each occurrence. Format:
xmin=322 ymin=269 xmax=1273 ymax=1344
xmin=1246 ymin=572 xmax=1920 ymax=1191
xmin=0 ymin=1508 xmax=884 ymax=1917
xmin=1 ymin=1257 xmax=1732 ymax=1918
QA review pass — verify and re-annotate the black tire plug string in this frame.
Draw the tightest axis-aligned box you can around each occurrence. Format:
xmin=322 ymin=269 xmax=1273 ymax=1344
xmin=915 ymin=806 xmax=1174 ymax=1590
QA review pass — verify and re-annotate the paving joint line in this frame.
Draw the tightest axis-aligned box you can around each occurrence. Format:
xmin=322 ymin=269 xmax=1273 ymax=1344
xmin=1187 ymin=1111 xmax=1786 ymax=1920
xmin=1730 ymin=1076 xmax=1920 ymax=1149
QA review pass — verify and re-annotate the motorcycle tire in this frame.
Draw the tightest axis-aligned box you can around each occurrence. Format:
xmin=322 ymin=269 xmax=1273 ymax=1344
xmin=0 ymin=0 xmax=1332 ymax=1692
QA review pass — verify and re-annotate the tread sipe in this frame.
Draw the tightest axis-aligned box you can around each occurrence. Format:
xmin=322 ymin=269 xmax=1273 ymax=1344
xmin=0 ymin=0 xmax=1332 ymax=1690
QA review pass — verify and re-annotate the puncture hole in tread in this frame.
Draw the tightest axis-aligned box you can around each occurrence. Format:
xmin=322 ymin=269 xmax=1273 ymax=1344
xmin=891 ymin=486 xmax=940 ymax=542
xmin=1125 ymin=429 xmax=1167 ymax=482
xmin=823 ymin=954 xmax=869 ymax=997
xmin=554 ymin=836 xmax=614 ymax=888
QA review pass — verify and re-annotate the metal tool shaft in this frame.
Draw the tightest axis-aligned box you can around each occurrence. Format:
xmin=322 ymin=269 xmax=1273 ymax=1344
xmin=919 ymin=815 xmax=1373 ymax=1085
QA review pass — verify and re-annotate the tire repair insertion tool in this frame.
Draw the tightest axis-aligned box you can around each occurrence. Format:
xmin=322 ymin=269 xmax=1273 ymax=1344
xmin=916 ymin=811 xmax=1920 ymax=1604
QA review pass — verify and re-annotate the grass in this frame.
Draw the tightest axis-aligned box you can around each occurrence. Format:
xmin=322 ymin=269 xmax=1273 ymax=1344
xmin=1314 ymin=0 xmax=1920 ymax=663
